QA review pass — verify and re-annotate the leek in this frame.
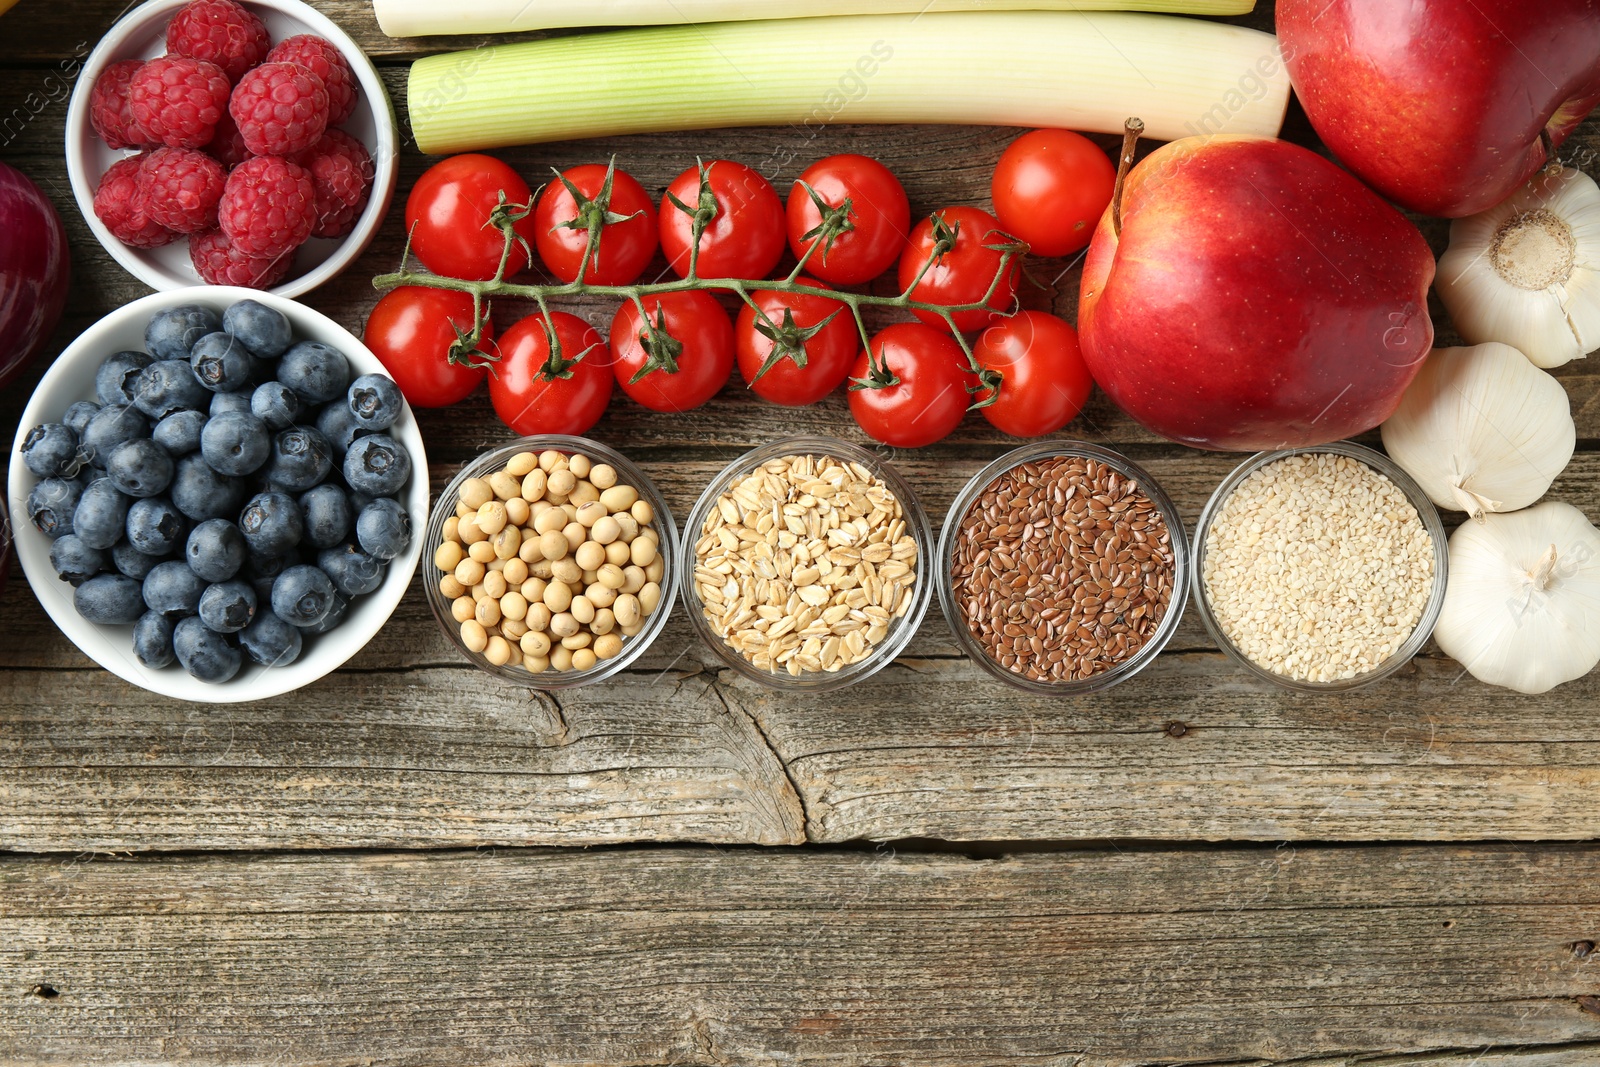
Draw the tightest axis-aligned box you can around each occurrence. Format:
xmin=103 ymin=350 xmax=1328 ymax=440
xmin=409 ymin=11 xmax=1289 ymax=154
xmin=377 ymin=0 xmax=1255 ymax=37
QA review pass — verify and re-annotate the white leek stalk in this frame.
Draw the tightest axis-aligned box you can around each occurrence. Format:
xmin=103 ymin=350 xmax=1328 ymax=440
xmin=1436 ymin=166 xmax=1600 ymax=369
xmin=1435 ymin=502 xmax=1600 ymax=694
xmin=1379 ymin=342 xmax=1575 ymax=521
xmin=378 ymin=0 xmax=1255 ymax=37
xmin=408 ymin=12 xmax=1289 ymax=154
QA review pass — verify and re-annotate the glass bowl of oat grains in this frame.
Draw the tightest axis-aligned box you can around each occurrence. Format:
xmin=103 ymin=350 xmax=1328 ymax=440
xmin=681 ymin=436 xmax=934 ymax=692
xmin=1192 ymin=440 xmax=1448 ymax=691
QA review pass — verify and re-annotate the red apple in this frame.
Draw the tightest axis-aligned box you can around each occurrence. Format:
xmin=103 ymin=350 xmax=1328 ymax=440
xmin=1278 ymin=0 xmax=1600 ymax=219
xmin=1078 ymin=136 xmax=1434 ymax=452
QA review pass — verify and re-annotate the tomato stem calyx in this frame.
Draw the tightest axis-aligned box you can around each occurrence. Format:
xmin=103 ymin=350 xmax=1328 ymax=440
xmin=797 ymin=181 xmax=856 ymax=261
xmin=536 ymin=316 xmax=596 ymax=381
xmin=629 ymin=306 xmax=685 ymax=385
xmin=664 ymin=157 xmax=722 ymax=280
xmin=750 ymin=305 xmax=844 ymax=381
xmin=848 ymin=341 xmax=901 ymax=392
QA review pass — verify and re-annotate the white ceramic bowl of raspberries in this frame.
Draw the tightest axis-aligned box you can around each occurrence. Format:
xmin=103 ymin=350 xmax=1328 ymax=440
xmin=7 ymin=287 xmax=428 ymax=704
xmin=64 ymin=0 xmax=398 ymax=299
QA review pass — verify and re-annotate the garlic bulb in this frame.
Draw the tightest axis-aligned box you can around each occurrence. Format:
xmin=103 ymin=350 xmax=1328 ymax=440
xmin=1379 ymin=342 xmax=1574 ymax=520
xmin=1435 ymin=502 xmax=1600 ymax=694
xmin=1436 ymin=166 xmax=1600 ymax=368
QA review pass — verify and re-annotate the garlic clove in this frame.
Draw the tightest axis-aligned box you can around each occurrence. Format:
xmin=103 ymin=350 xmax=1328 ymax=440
xmin=1437 ymin=166 xmax=1600 ymax=369
xmin=1435 ymin=501 xmax=1600 ymax=695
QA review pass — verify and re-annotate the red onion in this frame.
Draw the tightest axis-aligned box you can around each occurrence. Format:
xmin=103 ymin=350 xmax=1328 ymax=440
xmin=0 ymin=160 xmax=69 ymax=388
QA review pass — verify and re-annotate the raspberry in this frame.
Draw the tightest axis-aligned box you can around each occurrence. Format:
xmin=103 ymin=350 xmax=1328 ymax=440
xmin=208 ymin=107 xmax=251 ymax=169
xmin=166 ymin=0 xmax=271 ymax=83
xmin=265 ymin=35 xmax=358 ymax=125
xmin=190 ymin=230 xmax=294 ymax=289
xmin=127 ymin=56 xmax=231 ymax=149
xmin=139 ymin=147 xmax=227 ymax=234
xmin=293 ymin=130 xmax=373 ymax=239
xmin=94 ymin=155 xmax=178 ymax=248
xmin=229 ymin=62 xmax=329 ymax=158
xmin=218 ymin=155 xmax=316 ymax=259
xmin=89 ymin=60 xmax=151 ymax=150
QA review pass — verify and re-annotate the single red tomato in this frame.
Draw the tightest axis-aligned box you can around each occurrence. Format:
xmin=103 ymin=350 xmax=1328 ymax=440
xmin=848 ymin=323 xmax=975 ymax=448
xmin=488 ymin=311 xmax=613 ymax=436
xmin=991 ymin=129 xmax=1116 ymax=258
xmin=897 ymin=206 xmax=1021 ymax=334
xmin=533 ymin=162 xmax=659 ymax=285
xmin=971 ymin=311 xmax=1092 ymax=437
xmin=735 ymin=280 xmax=858 ymax=407
xmin=363 ymin=286 xmax=494 ymax=409
xmin=610 ymin=291 xmax=735 ymax=413
xmin=405 ymin=154 xmax=539 ymax=281
xmin=786 ymin=154 xmax=910 ymax=286
xmin=659 ymin=159 xmax=785 ymax=280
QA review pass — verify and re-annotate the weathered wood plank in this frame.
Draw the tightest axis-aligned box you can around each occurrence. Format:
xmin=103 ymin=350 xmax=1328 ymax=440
xmin=4 ymin=845 xmax=1600 ymax=1066
xmin=3 ymin=453 xmax=1598 ymax=850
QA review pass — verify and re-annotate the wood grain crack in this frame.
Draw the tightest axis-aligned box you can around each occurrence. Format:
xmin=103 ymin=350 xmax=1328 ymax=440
xmin=702 ymin=673 xmax=809 ymax=845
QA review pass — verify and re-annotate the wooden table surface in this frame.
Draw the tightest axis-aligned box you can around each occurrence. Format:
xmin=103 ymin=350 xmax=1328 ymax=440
xmin=3 ymin=2 xmax=1599 ymax=1064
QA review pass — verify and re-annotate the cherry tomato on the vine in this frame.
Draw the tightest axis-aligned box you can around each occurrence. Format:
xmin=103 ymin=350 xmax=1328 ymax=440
xmin=405 ymin=154 xmax=539 ymax=281
xmin=534 ymin=162 xmax=659 ymax=285
xmin=848 ymin=323 xmax=975 ymax=448
xmin=488 ymin=311 xmax=613 ymax=437
xmin=364 ymin=286 xmax=494 ymax=409
xmin=971 ymin=311 xmax=1092 ymax=438
xmin=659 ymin=159 xmax=786 ymax=280
xmin=610 ymin=291 xmax=735 ymax=413
xmin=786 ymin=154 xmax=911 ymax=286
xmin=991 ymin=129 xmax=1116 ymax=258
xmin=897 ymin=205 xmax=1021 ymax=334
xmin=735 ymin=280 xmax=858 ymax=407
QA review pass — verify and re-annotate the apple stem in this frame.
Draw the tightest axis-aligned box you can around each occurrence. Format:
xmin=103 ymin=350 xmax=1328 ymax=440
xmin=1111 ymin=117 xmax=1144 ymax=238
xmin=1539 ymin=127 xmax=1560 ymax=176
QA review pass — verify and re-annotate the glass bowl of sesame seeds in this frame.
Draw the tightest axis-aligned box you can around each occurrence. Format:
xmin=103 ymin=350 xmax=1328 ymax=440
xmin=936 ymin=441 xmax=1190 ymax=695
xmin=680 ymin=436 xmax=935 ymax=692
xmin=1190 ymin=440 xmax=1449 ymax=692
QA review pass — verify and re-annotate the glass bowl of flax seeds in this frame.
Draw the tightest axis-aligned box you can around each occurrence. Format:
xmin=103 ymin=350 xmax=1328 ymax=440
xmin=937 ymin=442 xmax=1190 ymax=694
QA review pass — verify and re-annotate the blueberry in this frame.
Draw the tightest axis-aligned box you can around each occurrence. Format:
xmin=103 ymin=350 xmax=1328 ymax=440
xmin=239 ymin=491 xmax=304 ymax=556
xmin=318 ymin=543 xmax=386 ymax=597
xmin=315 ymin=400 xmax=367 ymax=460
xmin=186 ymin=519 xmax=245 ymax=583
xmin=50 ymin=534 xmax=107 ymax=585
xmin=239 ymin=611 xmax=302 ymax=667
xmin=81 ymin=403 xmax=151 ymax=464
xmin=96 ymin=350 xmax=155 ymax=405
xmin=244 ymin=550 xmax=293 ymax=603
xmin=296 ymin=592 xmax=349 ymax=634
xmin=278 ymin=341 xmax=350 ymax=404
xmin=200 ymin=411 xmax=271 ymax=477
xmin=343 ymin=435 xmax=411 ymax=497
xmin=73 ymin=477 xmax=132 ymax=550
xmin=63 ymin=401 xmax=100 ymax=437
xmin=263 ymin=426 xmax=333 ymax=492
xmin=189 ymin=332 xmax=255 ymax=393
xmin=223 ymin=299 xmax=292 ymax=359
xmin=251 ymin=381 xmax=301 ymax=430
xmin=27 ymin=477 xmax=84 ymax=539
xmin=73 ymin=572 xmax=146 ymax=624
xmin=271 ymin=564 xmax=336 ymax=627
xmin=132 ymin=611 xmax=176 ymax=668
xmin=355 ymin=497 xmax=412 ymax=561
xmin=198 ymin=580 xmax=257 ymax=633
xmin=146 ymin=304 xmax=221 ymax=361
xmin=134 ymin=360 xmax=210 ymax=420
xmin=22 ymin=423 xmax=86 ymax=478
xmin=170 ymin=454 xmax=246 ymax=521
xmin=210 ymin=390 xmax=254 ymax=417
xmin=299 ymin=484 xmax=352 ymax=550
xmin=142 ymin=560 xmax=208 ymax=618
xmin=125 ymin=497 xmax=188 ymax=556
xmin=106 ymin=439 xmax=175 ymax=499
xmin=111 ymin=540 xmax=166 ymax=580
xmin=172 ymin=615 xmax=242 ymax=683
xmin=152 ymin=409 xmax=208 ymax=455
xmin=347 ymin=374 xmax=404 ymax=431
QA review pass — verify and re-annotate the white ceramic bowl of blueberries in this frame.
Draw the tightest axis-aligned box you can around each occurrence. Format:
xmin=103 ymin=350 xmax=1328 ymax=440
xmin=8 ymin=287 xmax=427 ymax=703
